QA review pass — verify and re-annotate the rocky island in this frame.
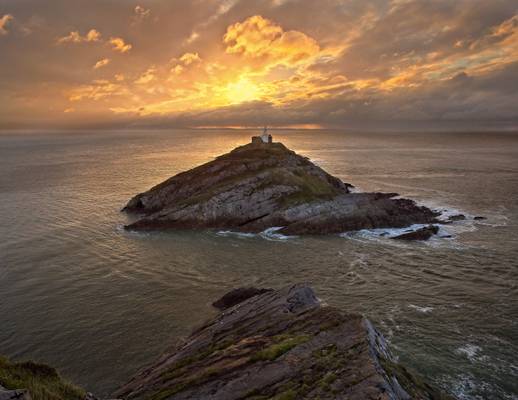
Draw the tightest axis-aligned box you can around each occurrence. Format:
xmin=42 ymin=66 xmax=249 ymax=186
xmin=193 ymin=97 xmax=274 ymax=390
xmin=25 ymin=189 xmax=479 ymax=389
xmin=123 ymin=138 xmax=439 ymax=236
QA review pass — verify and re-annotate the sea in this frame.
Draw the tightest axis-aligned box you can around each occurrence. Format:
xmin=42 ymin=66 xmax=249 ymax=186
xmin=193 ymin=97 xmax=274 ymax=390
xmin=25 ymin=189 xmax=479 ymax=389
xmin=0 ymin=129 xmax=517 ymax=399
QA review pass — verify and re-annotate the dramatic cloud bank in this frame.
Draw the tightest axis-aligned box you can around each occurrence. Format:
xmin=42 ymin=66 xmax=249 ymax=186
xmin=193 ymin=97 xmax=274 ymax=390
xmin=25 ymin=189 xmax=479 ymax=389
xmin=0 ymin=0 xmax=517 ymax=130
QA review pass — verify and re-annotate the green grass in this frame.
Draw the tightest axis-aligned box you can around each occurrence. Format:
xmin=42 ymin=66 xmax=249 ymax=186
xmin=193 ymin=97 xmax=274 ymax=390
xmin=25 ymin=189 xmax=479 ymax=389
xmin=269 ymin=389 xmax=297 ymax=400
xmin=318 ymin=372 xmax=337 ymax=392
xmin=0 ymin=356 xmax=85 ymax=400
xmin=278 ymin=171 xmax=339 ymax=207
xmin=251 ymin=335 xmax=311 ymax=362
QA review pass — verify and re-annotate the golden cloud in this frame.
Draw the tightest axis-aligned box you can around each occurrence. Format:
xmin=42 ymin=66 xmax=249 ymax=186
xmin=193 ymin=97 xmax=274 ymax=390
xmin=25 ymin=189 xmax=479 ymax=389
xmin=69 ymin=79 xmax=127 ymax=101
xmin=223 ymin=15 xmax=320 ymax=66
xmin=135 ymin=67 xmax=157 ymax=84
xmin=58 ymin=29 xmax=101 ymax=44
xmin=109 ymin=37 xmax=132 ymax=53
xmin=171 ymin=65 xmax=184 ymax=75
xmin=93 ymin=58 xmax=110 ymax=69
xmin=0 ymin=14 xmax=13 ymax=36
xmin=179 ymin=52 xmax=201 ymax=65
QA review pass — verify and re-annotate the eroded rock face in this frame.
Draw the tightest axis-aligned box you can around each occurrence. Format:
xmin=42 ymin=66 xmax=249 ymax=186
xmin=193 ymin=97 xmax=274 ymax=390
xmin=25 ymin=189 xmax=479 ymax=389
xmin=123 ymin=142 xmax=439 ymax=235
xmin=114 ymin=285 xmax=454 ymax=400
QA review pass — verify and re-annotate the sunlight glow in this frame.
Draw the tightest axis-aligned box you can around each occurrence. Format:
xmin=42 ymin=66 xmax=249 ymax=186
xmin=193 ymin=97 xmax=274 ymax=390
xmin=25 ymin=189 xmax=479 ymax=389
xmin=224 ymin=77 xmax=261 ymax=104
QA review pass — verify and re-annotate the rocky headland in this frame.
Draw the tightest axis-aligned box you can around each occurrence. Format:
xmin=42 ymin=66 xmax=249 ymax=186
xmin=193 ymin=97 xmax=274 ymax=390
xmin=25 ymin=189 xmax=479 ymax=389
xmin=1 ymin=285 xmax=455 ymax=400
xmin=123 ymin=141 xmax=440 ymax=236
xmin=115 ymin=284 xmax=453 ymax=400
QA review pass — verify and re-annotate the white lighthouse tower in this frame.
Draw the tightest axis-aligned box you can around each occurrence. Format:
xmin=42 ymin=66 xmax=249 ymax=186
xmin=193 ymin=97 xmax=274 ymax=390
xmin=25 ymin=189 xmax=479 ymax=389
xmin=251 ymin=126 xmax=273 ymax=145
xmin=260 ymin=126 xmax=269 ymax=143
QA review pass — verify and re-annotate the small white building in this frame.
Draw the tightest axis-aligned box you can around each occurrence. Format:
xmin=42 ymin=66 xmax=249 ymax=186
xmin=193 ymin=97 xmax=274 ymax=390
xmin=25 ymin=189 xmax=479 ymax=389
xmin=252 ymin=126 xmax=273 ymax=144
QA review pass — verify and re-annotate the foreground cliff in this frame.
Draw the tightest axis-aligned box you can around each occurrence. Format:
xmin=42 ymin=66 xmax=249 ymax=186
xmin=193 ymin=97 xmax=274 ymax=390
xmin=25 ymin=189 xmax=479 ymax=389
xmin=123 ymin=141 xmax=439 ymax=234
xmin=115 ymin=285 xmax=453 ymax=400
xmin=0 ymin=356 xmax=85 ymax=400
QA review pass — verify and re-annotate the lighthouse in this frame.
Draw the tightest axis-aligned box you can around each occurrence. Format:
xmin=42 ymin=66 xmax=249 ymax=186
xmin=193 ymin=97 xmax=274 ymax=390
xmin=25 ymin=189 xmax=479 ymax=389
xmin=251 ymin=126 xmax=273 ymax=145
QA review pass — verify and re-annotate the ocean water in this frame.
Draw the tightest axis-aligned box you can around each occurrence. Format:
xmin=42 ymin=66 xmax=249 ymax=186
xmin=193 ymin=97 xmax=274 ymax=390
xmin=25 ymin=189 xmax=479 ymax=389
xmin=0 ymin=129 xmax=517 ymax=399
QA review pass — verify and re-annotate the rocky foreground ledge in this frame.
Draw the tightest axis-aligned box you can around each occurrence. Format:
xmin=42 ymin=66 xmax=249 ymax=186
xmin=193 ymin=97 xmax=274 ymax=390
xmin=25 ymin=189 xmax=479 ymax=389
xmin=123 ymin=141 xmax=439 ymax=235
xmin=1 ymin=285 xmax=454 ymax=400
xmin=115 ymin=285 xmax=453 ymax=400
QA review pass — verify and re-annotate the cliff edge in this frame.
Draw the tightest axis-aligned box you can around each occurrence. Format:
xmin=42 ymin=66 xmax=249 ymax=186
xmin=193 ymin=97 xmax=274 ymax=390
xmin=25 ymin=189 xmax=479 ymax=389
xmin=115 ymin=285 xmax=454 ymax=400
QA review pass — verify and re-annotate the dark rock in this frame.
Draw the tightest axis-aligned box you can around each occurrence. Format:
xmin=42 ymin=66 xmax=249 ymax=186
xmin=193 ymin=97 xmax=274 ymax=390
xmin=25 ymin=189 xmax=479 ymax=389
xmin=474 ymin=216 xmax=486 ymax=220
xmin=448 ymin=214 xmax=466 ymax=222
xmin=212 ymin=287 xmax=273 ymax=310
xmin=0 ymin=386 xmax=31 ymax=400
xmin=123 ymin=142 xmax=440 ymax=235
xmin=114 ymin=285 xmax=454 ymax=400
xmin=392 ymin=225 xmax=439 ymax=241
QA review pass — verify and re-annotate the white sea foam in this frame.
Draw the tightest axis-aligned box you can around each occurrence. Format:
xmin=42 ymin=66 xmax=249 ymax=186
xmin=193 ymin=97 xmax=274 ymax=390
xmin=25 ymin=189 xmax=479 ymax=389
xmin=443 ymin=373 xmax=490 ymax=400
xmin=259 ymin=226 xmax=298 ymax=241
xmin=455 ymin=344 xmax=486 ymax=362
xmin=216 ymin=227 xmax=298 ymax=241
xmin=408 ymin=304 xmax=434 ymax=313
xmin=338 ymin=202 xmax=480 ymax=248
xmin=216 ymin=230 xmax=256 ymax=239
xmin=340 ymin=224 xmax=437 ymax=242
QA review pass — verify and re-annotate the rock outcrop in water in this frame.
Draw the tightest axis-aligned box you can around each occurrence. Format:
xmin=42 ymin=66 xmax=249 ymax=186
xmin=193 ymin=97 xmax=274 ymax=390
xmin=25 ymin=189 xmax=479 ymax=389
xmin=392 ymin=225 xmax=439 ymax=241
xmin=115 ymin=285 xmax=453 ymax=400
xmin=123 ymin=141 xmax=439 ymax=235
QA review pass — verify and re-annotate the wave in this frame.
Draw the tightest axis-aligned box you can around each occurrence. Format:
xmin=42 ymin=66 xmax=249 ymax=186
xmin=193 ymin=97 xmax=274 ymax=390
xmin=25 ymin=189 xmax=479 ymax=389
xmin=408 ymin=304 xmax=434 ymax=313
xmin=216 ymin=230 xmax=256 ymax=239
xmin=216 ymin=227 xmax=298 ymax=241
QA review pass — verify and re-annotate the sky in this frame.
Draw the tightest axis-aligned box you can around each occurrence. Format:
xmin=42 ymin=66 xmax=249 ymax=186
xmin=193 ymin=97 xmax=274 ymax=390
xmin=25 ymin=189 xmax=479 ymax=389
xmin=1 ymin=0 xmax=517 ymax=130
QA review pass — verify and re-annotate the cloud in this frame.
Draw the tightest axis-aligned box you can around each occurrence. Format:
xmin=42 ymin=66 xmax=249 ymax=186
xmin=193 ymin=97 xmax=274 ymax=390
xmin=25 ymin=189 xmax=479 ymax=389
xmin=93 ymin=58 xmax=110 ymax=69
xmin=69 ymin=79 xmax=128 ymax=101
xmin=179 ymin=52 xmax=201 ymax=65
xmin=135 ymin=66 xmax=157 ymax=84
xmin=0 ymin=14 xmax=14 ymax=36
xmin=132 ymin=5 xmax=151 ymax=25
xmin=184 ymin=31 xmax=199 ymax=45
xmin=171 ymin=65 xmax=184 ymax=75
xmin=184 ymin=0 xmax=239 ymax=45
xmin=109 ymin=37 xmax=132 ymax=53
xmin=57 ymin=29 xmax=101 ymax=44
xmin=223 ymin=15 xmax=320 ymax=66
xmin=1 ymin=0 xmax=517 ymax=130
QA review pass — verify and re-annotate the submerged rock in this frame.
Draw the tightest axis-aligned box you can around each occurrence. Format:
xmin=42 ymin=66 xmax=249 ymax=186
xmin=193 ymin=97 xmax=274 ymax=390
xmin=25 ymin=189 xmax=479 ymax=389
xmin=114 ymin=285 xmax=454 ymax=400
xmin=123 ymin=141 xmax=439 ymax=235
xmin=392 ymin=225 xmax=439 ymax=241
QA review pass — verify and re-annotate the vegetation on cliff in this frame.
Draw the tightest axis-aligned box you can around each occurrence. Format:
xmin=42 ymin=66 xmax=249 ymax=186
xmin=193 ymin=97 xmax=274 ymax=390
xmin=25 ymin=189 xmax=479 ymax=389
xmin=115 ymin=285 xmax=454 ymax=400
xmin=0 ymin=356 xmax=85 ymax=400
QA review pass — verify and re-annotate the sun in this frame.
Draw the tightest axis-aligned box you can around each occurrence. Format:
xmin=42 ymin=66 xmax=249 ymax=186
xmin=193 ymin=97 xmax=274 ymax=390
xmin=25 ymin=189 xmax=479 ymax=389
xmin=224 ymin=77 xmax=261 ymax=104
